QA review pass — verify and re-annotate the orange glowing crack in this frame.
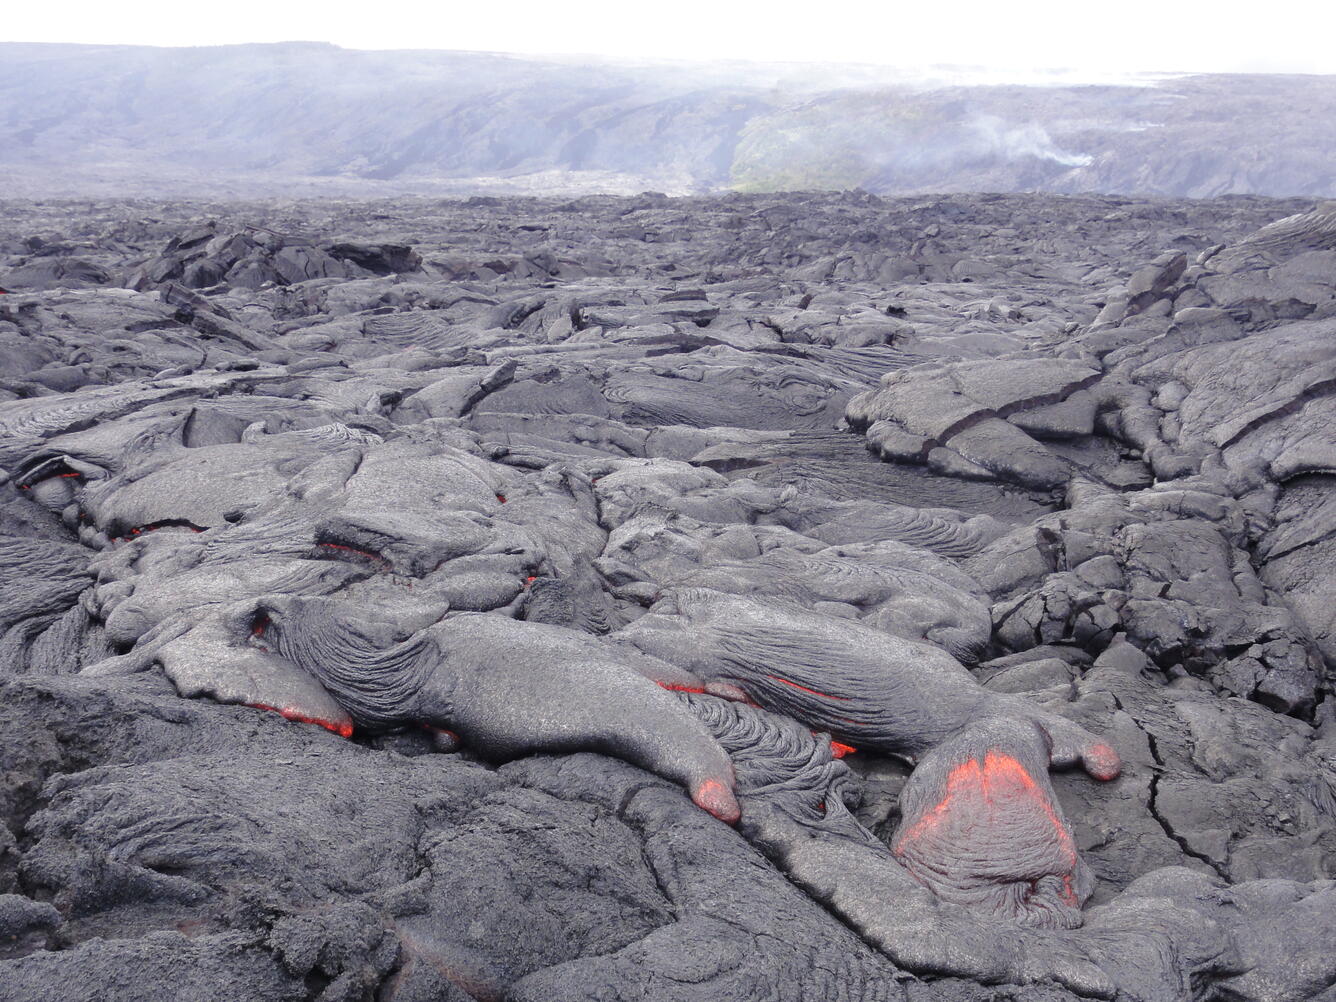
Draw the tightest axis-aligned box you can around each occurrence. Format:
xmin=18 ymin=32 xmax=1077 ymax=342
xmin=766 ymin=675 xmax=849 ymax=700
xmin=1060 ymin=874 xmax=1077 ymax=906
xmin=246 ymin=702 xmax=354 ymax=739
xmin=116 ymin=520 xmax=207 ymax=542
xmin=17 ymin=471 xmax=82 ymax=490
xmin=897 ymin=751 xmax=1077 ymax=866
xmin=316 ymin=541 xmax=389 ymax=568
xmin=830 ymin=740 xmax=857 ymax=758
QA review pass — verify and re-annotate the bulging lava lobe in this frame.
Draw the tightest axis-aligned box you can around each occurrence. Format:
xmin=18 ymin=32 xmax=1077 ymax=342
xmin=891 ymin=717 xmax=1092 ymax=929
xmin=691 ymin=776 xmax=742 ymax=825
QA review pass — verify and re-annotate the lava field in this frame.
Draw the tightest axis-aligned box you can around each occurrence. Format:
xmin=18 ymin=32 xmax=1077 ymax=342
xmin=1 ymin=190 xmax=1334 ymax=1001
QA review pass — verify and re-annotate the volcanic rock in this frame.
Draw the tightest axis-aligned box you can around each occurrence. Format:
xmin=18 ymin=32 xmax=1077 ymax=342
xmin=1 ymin=190 xmax=1334 ymax=1002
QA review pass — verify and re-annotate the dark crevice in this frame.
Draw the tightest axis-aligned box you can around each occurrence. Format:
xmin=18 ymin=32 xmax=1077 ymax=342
xmin=303 ymin=969 xmax=334 ymax=999
xmin=1143 ymin=729 xmax=1230 ymax=881
xmin=311 ymin=539 xmax=391 ymax=572
xmin=1217 ymin=373 xmax=1336 ymax=450
xmin=113 ymin=519 xmax=208 ymax=542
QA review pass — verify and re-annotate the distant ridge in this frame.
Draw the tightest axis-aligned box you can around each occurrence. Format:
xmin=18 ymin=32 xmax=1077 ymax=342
xmin=2 ymin=42 xmax=1334 ymax=198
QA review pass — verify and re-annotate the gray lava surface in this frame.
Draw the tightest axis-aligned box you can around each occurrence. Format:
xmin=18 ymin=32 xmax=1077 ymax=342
xmin=1 ymin=190 xmax=1335 ymax=1002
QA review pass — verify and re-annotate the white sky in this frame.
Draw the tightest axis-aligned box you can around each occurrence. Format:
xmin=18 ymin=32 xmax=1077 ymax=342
xmin=3 ymin=0 xmax=1334 ymax=77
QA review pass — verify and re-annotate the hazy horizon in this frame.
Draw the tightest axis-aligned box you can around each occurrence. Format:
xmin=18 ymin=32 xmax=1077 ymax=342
xmin=5 ymin=0 xmax=1335 ymax=77
xmin=2 ymin=38 xmax=1201 ymax=92
xmin=4 ymin=35 xmax=1336 ymax=201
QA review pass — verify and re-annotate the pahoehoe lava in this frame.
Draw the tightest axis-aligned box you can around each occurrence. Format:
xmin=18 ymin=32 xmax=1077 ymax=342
xmin=1 ymin=191 xmax=1335 ymax=1002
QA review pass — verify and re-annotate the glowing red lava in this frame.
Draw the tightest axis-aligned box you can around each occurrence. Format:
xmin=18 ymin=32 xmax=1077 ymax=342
xmin=897 ymin=750 xmax=1076 ymax=867
xmin=692 ymin=778 xmax=740 ymax=824
xmin=245 ymin=702 xmax=354 ymax=739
